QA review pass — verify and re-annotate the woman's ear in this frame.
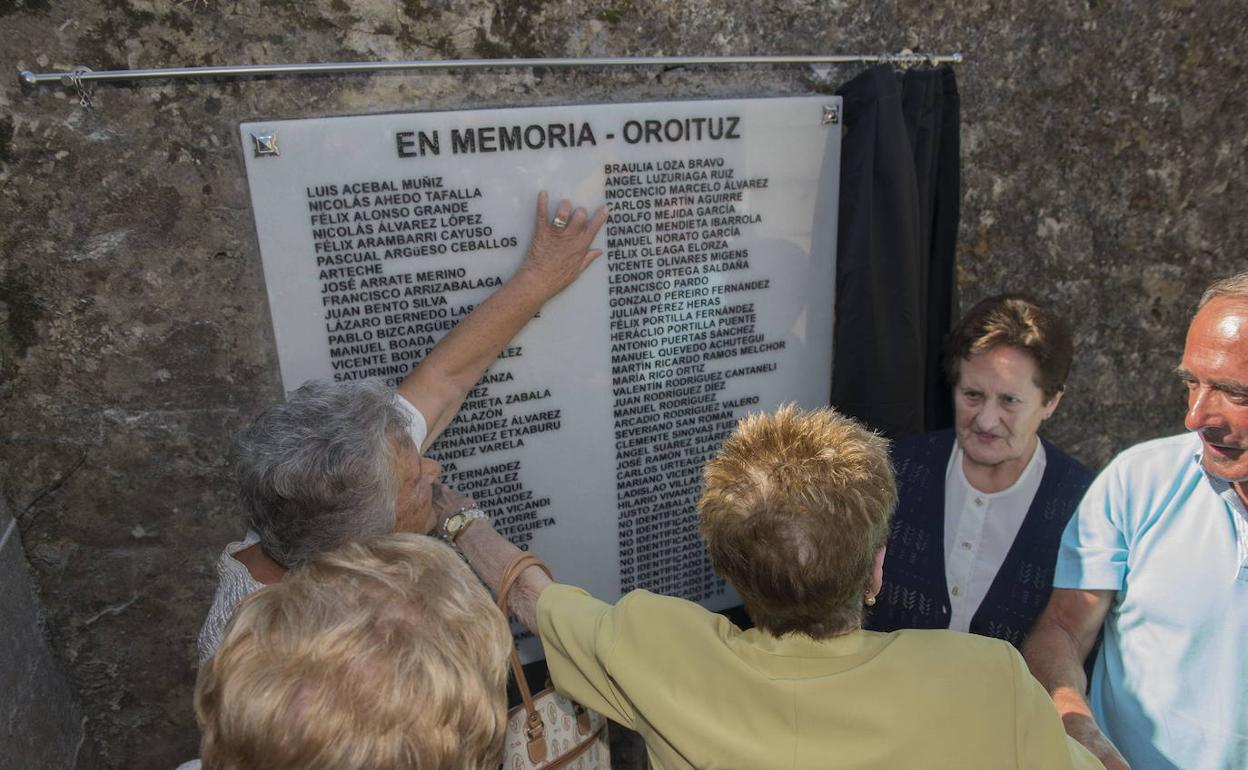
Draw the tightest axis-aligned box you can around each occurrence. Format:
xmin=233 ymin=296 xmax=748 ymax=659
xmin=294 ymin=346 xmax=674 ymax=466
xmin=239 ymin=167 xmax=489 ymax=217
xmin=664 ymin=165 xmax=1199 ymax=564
xmin=869 ymin=546 xmax=886 ymax=595
xmin=1042 ymin=388 xmax=1064 ymax=420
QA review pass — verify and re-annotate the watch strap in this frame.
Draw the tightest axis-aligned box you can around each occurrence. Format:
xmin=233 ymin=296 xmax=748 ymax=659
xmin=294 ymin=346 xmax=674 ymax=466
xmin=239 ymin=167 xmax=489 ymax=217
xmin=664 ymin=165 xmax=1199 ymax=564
xmin=441 ymin=506 xmax=487 ymax=543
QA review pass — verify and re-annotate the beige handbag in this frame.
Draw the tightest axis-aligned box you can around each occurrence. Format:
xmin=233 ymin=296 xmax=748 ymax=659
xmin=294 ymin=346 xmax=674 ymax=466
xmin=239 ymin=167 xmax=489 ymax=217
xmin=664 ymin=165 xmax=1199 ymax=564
xmin=497 ymin=554 xmax=611 ymax=770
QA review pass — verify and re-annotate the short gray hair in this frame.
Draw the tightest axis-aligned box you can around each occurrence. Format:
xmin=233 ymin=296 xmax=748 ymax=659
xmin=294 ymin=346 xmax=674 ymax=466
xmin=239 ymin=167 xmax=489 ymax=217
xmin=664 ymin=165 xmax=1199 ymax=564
xmin=1199 ymin=271 xmax=1248 ymax=308
xmin=234 ymin=379 xmax=413 ymax=566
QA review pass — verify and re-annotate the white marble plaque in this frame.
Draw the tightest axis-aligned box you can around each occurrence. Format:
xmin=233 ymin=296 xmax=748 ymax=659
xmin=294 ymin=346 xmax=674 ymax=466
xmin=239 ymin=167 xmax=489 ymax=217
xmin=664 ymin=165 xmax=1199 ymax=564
xmin=240 ymin=96 xmax=841 ymax=659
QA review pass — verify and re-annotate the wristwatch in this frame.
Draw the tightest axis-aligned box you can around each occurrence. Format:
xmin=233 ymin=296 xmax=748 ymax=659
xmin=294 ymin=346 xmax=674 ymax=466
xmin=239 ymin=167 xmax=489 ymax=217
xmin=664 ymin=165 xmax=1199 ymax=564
xmin=440 ymin=506 xmax=487 ymax=544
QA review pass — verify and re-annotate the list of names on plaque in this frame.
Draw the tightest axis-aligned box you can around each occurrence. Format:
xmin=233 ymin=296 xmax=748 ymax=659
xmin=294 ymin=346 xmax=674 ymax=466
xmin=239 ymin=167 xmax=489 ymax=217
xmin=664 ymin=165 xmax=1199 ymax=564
xmin=603 ymin=153 xmax=785 ymax=600
xmin=308 ymin=176 xmax=512 ymax=384
xmin=429 ymin=372 xmax=563 ymax=550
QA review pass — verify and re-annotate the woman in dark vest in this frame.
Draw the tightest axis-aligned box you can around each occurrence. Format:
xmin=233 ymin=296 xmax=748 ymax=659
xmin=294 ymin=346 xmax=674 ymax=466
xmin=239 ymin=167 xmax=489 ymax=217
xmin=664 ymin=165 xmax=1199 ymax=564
xmin=867 ymin=294 xmax=1094 ymax=647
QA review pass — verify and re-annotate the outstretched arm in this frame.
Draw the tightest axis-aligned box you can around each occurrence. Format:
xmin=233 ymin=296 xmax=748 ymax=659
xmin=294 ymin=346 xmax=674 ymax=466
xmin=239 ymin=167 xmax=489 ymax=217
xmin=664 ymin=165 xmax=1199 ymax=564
xmin=398 ymin=192 xmax=608 ymax=447
xmin=431 ymin=483 xmax=551 ymax=630
xmin=1023 ymin=588 xmax=1130 ymax=770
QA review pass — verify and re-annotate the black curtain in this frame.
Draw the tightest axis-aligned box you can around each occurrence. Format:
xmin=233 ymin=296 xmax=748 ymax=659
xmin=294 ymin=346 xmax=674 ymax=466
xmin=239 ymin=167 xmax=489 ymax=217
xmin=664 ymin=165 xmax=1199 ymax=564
xmin=830 ymin=65 xmax=960 ymax=439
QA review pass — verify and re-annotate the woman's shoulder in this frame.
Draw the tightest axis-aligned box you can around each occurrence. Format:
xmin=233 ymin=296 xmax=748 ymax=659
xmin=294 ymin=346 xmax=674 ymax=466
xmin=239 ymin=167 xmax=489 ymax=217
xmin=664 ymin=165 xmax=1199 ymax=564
xmin=882 ymin=626 xmax=1011 ymax=650
xmin=867 ymin=629 xmax=1034 ymax=716
xmin=875 ymin=628 xmax=1020 ymax=675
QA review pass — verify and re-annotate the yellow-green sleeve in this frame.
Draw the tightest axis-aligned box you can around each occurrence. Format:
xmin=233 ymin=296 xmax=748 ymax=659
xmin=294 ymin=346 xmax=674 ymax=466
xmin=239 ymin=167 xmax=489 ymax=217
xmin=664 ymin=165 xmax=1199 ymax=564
xmin=536 ymin=583 xmax=637 ymax=728
xmin=1009 ymin=643 xmax=1104 ymax=769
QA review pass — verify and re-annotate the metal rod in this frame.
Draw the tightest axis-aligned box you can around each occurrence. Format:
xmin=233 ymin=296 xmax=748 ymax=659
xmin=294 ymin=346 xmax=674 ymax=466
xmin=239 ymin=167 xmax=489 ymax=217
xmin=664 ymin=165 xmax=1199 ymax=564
xmin=19 ymin=53 xmax=962 ymax=88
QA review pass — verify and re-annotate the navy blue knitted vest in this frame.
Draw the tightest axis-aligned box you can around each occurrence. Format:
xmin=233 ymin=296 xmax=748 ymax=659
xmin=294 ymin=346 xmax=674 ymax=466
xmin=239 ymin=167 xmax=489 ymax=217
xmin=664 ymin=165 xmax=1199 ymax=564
xmin=866 ymin=430 xmax=1094 ymax=647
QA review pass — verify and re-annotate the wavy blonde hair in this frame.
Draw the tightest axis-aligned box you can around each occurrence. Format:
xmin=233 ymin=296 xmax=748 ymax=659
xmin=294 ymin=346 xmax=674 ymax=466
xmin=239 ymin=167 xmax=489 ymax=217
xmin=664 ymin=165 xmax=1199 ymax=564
xmin=195 ymin=533 xmax=511 ymax=770
xmin=699 ymin=405 xmax=896 ymax=638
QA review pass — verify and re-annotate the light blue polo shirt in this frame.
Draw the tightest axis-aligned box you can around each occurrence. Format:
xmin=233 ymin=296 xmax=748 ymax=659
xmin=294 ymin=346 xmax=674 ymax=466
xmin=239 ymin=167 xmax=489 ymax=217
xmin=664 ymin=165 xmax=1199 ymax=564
xmin=1055 ymin=432 xmax=1248 ymax=770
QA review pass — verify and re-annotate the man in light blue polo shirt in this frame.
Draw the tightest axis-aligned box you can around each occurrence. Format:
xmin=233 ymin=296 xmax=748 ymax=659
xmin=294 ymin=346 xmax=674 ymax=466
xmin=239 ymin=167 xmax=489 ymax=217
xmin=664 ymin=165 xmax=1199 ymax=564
xmin=1023 ymin=271 xmax=1248 ymax=770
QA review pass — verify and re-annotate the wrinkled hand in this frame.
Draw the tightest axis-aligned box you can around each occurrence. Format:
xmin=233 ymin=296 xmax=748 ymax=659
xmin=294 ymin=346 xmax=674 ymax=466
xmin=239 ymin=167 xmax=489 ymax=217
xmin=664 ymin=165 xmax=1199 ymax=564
xmin=1063 ymin=713 xmax=1130 ymax=770
xmin=516 ymin=191 xmax=609 ymax=297
xmin=431 ymin=481 xmax=477 ymax=528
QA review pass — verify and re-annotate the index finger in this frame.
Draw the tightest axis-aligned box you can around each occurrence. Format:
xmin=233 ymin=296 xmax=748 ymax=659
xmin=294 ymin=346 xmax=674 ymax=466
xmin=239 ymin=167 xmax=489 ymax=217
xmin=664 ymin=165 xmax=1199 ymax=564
xmin=533 ymin=190 xmax=550 ymax=230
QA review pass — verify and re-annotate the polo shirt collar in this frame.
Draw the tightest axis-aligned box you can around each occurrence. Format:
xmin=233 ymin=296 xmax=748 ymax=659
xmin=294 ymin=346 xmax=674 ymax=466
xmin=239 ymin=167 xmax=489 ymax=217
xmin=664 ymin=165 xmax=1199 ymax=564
xmin=1190 ymin=432 xmax=1248 ymax=578
xmin=1190 ymin=434 xmax=1248 ymax=512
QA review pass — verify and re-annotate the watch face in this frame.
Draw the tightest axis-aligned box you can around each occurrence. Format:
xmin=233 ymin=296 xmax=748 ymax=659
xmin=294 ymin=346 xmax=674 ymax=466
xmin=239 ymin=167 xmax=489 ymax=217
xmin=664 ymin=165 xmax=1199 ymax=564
xmin=446 ymin=513 xmax=466 ymax=538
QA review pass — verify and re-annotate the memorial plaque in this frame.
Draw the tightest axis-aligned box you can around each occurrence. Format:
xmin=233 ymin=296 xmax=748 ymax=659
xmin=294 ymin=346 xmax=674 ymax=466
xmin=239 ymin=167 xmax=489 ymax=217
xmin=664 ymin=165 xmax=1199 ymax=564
xmin=240 ymin=96 xmax=842 ymax=659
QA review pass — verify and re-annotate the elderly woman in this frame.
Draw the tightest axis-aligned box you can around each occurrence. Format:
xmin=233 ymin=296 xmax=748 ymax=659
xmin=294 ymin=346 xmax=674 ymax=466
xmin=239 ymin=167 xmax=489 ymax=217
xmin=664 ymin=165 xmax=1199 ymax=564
xmin=190 ymin=534 xmax=512 ymax=770
xmin=445 ymin=406 xmax=1102 ymax=769
xmin=868 ymin=294 xmax=1094 ymax=645
xmin=197 ymin=192 xmax=606 ymax=660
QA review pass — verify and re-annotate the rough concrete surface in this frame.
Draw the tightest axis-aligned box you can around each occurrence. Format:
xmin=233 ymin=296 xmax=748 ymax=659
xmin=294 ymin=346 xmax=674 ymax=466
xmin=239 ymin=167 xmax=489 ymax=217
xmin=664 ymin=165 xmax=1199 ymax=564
xmin=1 ymin=1 xmax=1246 ymax=767
xmin=0 ymin=498 xmax=92 ymax=770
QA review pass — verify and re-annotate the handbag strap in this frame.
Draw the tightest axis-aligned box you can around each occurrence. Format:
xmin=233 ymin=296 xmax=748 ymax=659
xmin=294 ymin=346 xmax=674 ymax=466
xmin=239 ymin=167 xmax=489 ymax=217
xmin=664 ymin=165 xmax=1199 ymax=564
xmin=497 ymin=553 xmax=553 ymax=718
xmin=540 ymin=711 xmax=607 ymax=770
xmin=497 ymin=553 xmax=552 ymax=617
xmin=498 ymin=554 xmax=609 ymax=768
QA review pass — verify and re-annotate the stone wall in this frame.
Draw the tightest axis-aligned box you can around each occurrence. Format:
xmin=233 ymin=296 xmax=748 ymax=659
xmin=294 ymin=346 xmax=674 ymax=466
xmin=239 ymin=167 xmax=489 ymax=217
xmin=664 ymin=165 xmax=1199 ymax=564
xmin=2 ymin=1 xmax=1245 ymax=766
xmin=0 ymin=497 xmax=92 ymax=770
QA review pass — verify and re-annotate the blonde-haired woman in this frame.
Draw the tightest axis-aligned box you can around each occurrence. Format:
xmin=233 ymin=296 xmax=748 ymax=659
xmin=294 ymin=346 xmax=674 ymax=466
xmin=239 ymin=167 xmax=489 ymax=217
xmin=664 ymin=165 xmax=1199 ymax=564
xmin=190 ymin=533 xmax=511 ymax=770
xmin=446 ymin=406 xmax=1105 ymax=769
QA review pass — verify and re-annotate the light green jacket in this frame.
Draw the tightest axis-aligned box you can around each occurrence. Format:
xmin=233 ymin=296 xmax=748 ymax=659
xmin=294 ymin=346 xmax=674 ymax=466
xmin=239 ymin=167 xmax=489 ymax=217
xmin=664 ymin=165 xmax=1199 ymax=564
xmin=538 ymin=584 xmax=1102 ymax=770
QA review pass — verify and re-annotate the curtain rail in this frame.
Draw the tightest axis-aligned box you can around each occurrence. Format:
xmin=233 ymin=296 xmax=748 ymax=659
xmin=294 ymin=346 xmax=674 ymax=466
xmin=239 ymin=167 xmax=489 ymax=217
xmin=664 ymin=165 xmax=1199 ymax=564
xmin=19 ymin=52 xmax=962 ymax=89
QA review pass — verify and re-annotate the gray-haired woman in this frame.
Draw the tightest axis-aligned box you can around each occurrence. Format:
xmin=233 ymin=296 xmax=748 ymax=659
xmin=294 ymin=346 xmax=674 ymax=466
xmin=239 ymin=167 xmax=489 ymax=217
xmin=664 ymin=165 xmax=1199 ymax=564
xmin=197 ymin=192 xmax=607 ymax=660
